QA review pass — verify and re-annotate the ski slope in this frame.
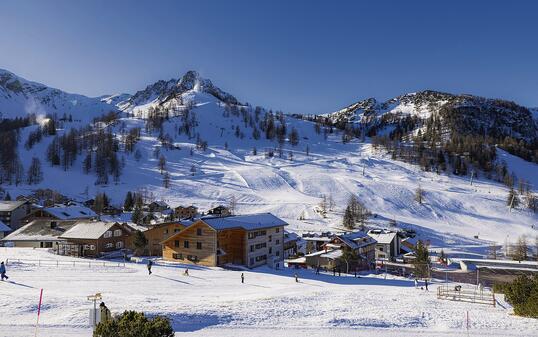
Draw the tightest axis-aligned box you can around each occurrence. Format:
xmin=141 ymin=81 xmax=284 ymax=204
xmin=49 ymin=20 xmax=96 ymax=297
xmin=0 ymin=248 xmax=537 ymax=337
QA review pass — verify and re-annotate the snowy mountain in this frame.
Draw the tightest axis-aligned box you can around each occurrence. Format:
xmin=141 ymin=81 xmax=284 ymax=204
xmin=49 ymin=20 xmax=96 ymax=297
xmin=326 ymin=90 xmax=538 ymax=141
xmin=116 ymin=70 xmax=240 ymax=117
xmin=0 ymin=69 xmax=118 ymax=122
xmin=0 ymin=68 xmax=537 ymax=255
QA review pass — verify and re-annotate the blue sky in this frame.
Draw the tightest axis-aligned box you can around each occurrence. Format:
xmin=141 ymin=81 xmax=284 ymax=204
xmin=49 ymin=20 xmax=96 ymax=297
xmin=1 ymin=0 xmax=537 ymax=114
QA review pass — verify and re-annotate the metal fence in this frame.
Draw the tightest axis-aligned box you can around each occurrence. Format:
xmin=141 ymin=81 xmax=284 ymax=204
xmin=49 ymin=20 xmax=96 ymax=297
xmin=437 ymin=285 xmax=496 ymax=306
xmin=5 ymin=258 xmax=125 ymax=268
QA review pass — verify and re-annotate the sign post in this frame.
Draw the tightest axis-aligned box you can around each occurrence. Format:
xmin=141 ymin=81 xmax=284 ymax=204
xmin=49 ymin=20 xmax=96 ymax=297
xmin=34 ymin=288 xmax=43 ymax=337
xmin=87 ymin=293 xmax=102 ymax=329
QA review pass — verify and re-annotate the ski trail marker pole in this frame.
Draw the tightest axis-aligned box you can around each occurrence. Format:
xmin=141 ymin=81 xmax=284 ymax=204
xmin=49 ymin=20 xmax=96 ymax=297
xmin=34 ymin=288 xmax=43 ymax=337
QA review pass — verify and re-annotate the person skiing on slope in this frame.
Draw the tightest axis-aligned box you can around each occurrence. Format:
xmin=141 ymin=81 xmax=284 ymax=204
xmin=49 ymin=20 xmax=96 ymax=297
xmin=0 ymin=261 xmax=8 ymax=281
xmin=147 ymin=260 xmax=153 ymax=275
xmin=414 ymin=278 xmax=418 ymax=289
xmin=294 ymin=273 xmax=299 ymax=283
xmin=183 ymin=268 xmax=189 ymax=276
xmin=241 ymin=273 xmax=244 ymax=284
xmin=425 ymin=279 xmax=429 ymax=291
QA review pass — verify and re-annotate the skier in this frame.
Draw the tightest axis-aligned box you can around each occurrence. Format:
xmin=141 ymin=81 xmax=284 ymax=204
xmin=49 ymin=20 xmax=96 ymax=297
xmin=147 ymin=260 xmax=153 ymax=275
xmin=316 ymin=265 xmax=320 ymax=275
xmin=414 ymin=278 xmax=418 ymax=289
xmin=99 ymin=302 xmax=111 ymax=323
xmin=425 ymin=279 xmax=429 ymax=291
xmin=241 ymin=273 xmax=244 ymax=284
xmin=0 ymin=261 xmax=8 ymax=281
xmin=294 ymin=273 xmax=299 ymax=283
xmin=183 ymin=268 xmax=189 ymax=276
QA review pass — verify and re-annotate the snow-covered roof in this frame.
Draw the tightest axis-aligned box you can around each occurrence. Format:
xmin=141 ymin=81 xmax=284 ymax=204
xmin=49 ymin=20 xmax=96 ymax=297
xmin=203 ymin=213 xmax=287 ymax=231
xmin=284 ymin=231 xmax=300 ymax=243
xmin=60 ymin=221 xmax=117 ymax=240
xmin=0 ymin=220 xmax=11 ymax=232
xmin=2 ymin=220 xmax=79 ymax=241
xmin=320 ymin=249 xmax=343 ymax=259
xmin=336 ymin=231 xmax=376 ymax=249
xmin=0 ymin=200 xmax=27 ymax=212
xmin=367 ymin=230 xmax=398 ymax=244
xmin=43 ymin=206 xmax=97 ymax=220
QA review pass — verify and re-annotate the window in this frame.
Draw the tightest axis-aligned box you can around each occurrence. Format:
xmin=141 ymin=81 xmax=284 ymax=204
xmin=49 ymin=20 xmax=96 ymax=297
xmin=196 ymin=228 xmax=202 ymax=236
xmin=84 ymin=245 xmax=90 ymax=250
xmin=196 ymin=242 xmax=202 ymax=250
xmin=90 ymin=245 xmax=95 ymax=250
xmin=114 ymin=229 xmax=122 ymax=237
xmin=105 ymin=243 xmax=113 ymax=249
xmin=187 ymin=255 xmax=198 ymax=262
xmin=174 ymin=240 xmax=180 ymax=247
xmin=173 ymin=253 xmax=183 ymax=260
xmin=276 ymin=240 xmax=280 ymax=245
xmin=164 ymin=229 xmax=169 ymax=234
xmin=269 ymin=247 xmax=272 ymax=254
xmin=276 ymin=251 xmax=280 ymax=257
xmin=104 ymin=231 xmax=112 ymax=238
xmin=255 ymin=255 xmax=267 ymax=262
xmin=268 ymin=235 xmax=272 ymax=242
xmin=174 ymin=228 xmax=180 ymax=232
xmin=255 ymin=243 xmax=266 ymax=249
xmin=248 ymin=230 xmax=267 ymax=239
xmin=250 ymin=258 xmax=254 ymax=265
xmin=276 ymin=228 xmax=280 ymax=233
xmin=184 ymin=240 xmax=189 ymax=248
xmin=116 ymin=241 xmax=123 ymax=249
xmin=250 ymin=245 xmax=254 ymax=252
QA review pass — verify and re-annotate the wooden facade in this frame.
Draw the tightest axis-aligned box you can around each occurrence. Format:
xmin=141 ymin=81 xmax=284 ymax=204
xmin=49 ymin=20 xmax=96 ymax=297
xmin=60 ymin=223 xmax=132 ymax=258
xmin=162 ymin=221 xmax=218 ymax=266
xmin=174 ymin=206 xmax=198 ymax=219
xmin=126 ymin=222 xmax=186 ymax=256
xmin=217 ymin=228 xmax=246 ymax=265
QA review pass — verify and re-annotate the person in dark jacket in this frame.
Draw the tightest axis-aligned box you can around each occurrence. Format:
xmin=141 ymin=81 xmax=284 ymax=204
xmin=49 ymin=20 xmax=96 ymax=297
xmin=0 ymin=261 xmax=8 ymax=281
xmin=241 ymin=273 xmax=244 ymax=284
xmin=147 ymin=260 xmax=153 ymax=275
xmin=99 ymin=302 xmax=111 ymax=323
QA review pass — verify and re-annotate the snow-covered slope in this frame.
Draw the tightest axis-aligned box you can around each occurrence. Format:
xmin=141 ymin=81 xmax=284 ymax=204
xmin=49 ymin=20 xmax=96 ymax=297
xmin=0 ymin=69 xmax=117 ymax=122
xmin=1 ymin=248 xmax=537 ymax=336
xmin=1 ymin=69 xmax=537 ymax=255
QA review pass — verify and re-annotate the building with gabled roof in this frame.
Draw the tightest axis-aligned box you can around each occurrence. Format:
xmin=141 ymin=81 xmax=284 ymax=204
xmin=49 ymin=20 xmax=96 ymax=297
xmin=305 ymin=231 xmax=376 ymax=272
xmin=1 ymin=219 xmax=78 ymax=248
xmin=0 ymin=200 xmax=32 ymax=231
xmin=57 ymin=221 xmax=135 ymax=257
xmin=162 ymin=213 xmax=287 ymax=268
xmin=21 ymin=205 xmax=97 ymax=225
xmin=367 ymin=229 xmax=401 ymax=260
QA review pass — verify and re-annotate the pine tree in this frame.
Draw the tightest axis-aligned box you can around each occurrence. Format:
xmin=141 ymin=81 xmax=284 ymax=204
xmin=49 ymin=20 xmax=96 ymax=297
xmin=26 ymin=157 xmax=43 ymax=185
xmin=289 ymin=127 xmax=299 ymax=146
xmin=512 ymin=236 xmax=528 ymax=261
xmin=413 ymin=240 xmax=430 ymax=279
xmin=131 ymin=205 xmax=143 ymax=225
xmin=343 ymin=205 xmax=354 ymax=229
xmin=415 ymin=186 xmax=424 ymax=204
xmin=507 ymin=187 xmax=520 ymax=209
xmin=163 ymin=171 xmax=171 ymax=188
xmin=158 ymin=155 xmax=166 ymax=174
xmin=124 ymin=191 xmax=134 ymax=211
xmin=133 ymin=230 xmax=148 ymax=256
